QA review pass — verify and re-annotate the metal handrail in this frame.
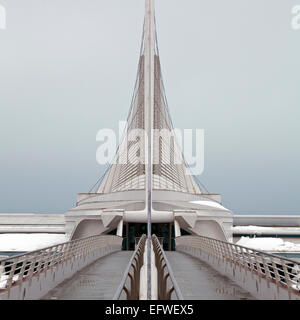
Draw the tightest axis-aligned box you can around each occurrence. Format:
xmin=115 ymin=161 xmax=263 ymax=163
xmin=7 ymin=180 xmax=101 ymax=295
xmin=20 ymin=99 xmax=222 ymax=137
xmin=0 ymin=235 xmax=122 ymax=292
xmin=113 ymin=234 xmax=147 ymax=300
xmin=152 ymin=235 xmax=184 ymax=300
xmin=176 ymin=235 xmax=300 ymax=297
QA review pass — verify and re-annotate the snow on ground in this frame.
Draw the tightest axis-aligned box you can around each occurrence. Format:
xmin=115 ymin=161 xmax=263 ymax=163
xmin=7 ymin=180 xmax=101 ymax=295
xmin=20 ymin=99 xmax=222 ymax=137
xmin=0 ymin=233 xmax=67 ymax=252
xmin=237 ymin=237 xmax=300 ymax=252
xmin=0 ymin=265 xmax=20 ymax=289
xmin=233 ymin=225 xmax=280 ymax=232
xmin=232 ymin=225 xmax=300 ymax=234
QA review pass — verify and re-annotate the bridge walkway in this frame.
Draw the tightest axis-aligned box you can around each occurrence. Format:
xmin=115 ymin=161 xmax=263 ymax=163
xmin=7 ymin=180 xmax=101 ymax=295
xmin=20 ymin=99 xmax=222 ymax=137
xmin=166 ymin=251 xmax=255 ymax=300
xmin=42 ymin=251 xmax=132 ymax=300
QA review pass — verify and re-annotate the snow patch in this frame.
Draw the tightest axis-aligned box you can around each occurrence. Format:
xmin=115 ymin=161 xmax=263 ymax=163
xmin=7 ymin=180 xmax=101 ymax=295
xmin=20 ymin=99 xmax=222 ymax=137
xmin=0 ymin=265 xmax=20 ymax=289
xmin=232 ymin=225 xmax=300 ymax=234
xmin=237 ymin=237 xmax=300 ymax=252
xmin=0 ymin=233 xmax=67 ymax=252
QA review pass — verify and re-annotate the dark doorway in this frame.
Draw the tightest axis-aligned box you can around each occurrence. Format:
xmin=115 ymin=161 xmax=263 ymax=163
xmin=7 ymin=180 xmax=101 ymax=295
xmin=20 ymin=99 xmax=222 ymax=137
xmin=152 ymin=223 xmax=175 ymax=251
xmin=122 ymin=223 xmax=175 ymax=251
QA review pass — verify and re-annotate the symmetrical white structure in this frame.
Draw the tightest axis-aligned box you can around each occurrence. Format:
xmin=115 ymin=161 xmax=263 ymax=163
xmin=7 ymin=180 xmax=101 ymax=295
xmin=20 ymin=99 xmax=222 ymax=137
xmin=65 ymin=0 xmax=233 ymax=244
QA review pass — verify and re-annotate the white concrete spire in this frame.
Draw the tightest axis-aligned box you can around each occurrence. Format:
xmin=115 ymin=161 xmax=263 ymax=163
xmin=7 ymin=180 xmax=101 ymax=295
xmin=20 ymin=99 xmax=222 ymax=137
xmin=96 ymin=0 xmax=203 ymax=196
xmin=144 ymin=0 xmax=155 ymax=214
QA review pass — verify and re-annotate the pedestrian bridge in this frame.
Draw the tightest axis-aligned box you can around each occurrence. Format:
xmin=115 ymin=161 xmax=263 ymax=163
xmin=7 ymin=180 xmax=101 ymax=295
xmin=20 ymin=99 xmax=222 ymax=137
xmin=1 ymin=234 xmax=299 ymax=300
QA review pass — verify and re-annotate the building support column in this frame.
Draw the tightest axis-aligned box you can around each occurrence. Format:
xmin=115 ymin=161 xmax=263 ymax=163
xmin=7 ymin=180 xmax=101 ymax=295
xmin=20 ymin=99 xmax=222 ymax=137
xmin=117 ymin=219 xmax=123 ymax=237
xmin=126 ymin=222 xmax=129 ymax=250
xmin=174 ymin=220 xmax=181 ymax=237
xmin=168 ymin=223 xmax=172 ymax=251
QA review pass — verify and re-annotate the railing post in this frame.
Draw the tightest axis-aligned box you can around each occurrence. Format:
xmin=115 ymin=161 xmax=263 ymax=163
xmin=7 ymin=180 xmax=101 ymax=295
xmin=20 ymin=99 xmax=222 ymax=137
xmin=6 ymin=257 xmax=18 ymax=290
xmin=240 ymin=245 xmax=247 ymax=270
xmin=35 ymin=251 xmax=44 ymax=279
xmin=27 ymin=252 xmax=39 ymax=286
xmin=256 ymin=252 xmax=264 ymax=277
xmin=18 ymin=255 xmax=30 ymax=280
xmin=246 ymin=248 xmax=255 ymax=276
xmin=270 ymin=256 xmax=281 ymax=297
xmin=281 ymin=259 xmax=292 ymax=299
xmin=261 ymin=254 xmax=271 ymax=287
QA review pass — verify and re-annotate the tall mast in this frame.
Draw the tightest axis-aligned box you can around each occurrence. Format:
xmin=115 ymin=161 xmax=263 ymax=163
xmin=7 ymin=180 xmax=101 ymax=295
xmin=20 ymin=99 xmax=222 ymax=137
xmin=144 ymin=0 xmax=155 ymax=301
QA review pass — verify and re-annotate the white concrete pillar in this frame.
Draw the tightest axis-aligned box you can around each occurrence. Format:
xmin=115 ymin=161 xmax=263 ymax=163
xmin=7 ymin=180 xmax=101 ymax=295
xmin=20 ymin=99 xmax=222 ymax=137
xmin=174 ymin=220 xmax=181 ymax=237
xmin=117 ymin=219 xmax=123 ymax=237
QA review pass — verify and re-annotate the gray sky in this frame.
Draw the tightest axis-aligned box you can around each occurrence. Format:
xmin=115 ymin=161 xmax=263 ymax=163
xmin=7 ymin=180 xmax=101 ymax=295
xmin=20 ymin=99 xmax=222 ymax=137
xmin=0 ymin=0 xmax=299 ymax=214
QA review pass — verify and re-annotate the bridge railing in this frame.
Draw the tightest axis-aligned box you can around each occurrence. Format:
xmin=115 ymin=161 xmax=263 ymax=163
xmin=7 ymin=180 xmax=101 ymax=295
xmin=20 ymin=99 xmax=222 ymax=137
xmin=176 ymin=235 xmax=300 ymax=299
xmin=0 ymin=234 xmax=122 ymax=298
xmin=152 ymin=235 xmax=183 ymax=300
xmin=113 ymin=234 xmax=147 ymax=300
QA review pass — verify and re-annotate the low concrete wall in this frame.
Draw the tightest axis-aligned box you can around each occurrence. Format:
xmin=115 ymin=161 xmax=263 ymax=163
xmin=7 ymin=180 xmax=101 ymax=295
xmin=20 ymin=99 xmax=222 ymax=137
xmin=233 ymin=215 xmax=300 ymax=227
xmin=0 ymin=245 xmax=120 ymax=300
xmin=177 ymin=246 xmax=300 ymax=300
xmin=0 ymin=214 xmax=65 ymax=234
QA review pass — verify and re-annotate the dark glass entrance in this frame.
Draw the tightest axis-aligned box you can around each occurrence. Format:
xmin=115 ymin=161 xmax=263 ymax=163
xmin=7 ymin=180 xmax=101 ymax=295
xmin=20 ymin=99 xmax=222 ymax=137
xmin=122 ymin=223 xmax=175 ymax=251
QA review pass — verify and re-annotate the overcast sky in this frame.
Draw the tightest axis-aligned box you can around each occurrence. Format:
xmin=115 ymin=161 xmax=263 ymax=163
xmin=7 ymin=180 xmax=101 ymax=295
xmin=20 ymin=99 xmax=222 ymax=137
xmin=0 ymin=0 xmax=299 ymax=214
